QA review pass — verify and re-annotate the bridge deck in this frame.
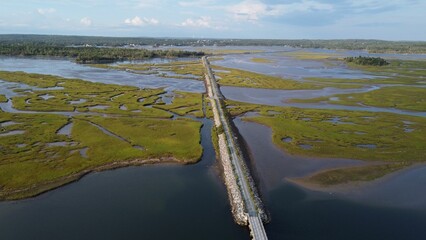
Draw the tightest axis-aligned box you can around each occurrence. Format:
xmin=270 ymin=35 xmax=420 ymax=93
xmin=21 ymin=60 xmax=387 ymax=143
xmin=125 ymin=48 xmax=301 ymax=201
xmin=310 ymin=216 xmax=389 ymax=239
xmin=248 ymin=215 xmax=268 ymax=240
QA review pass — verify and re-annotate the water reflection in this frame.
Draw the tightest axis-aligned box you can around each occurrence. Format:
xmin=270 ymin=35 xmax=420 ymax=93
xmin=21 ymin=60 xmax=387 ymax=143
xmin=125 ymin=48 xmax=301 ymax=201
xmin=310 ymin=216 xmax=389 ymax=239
xmin=222 ymin=86 xmax=426 ymax=117
xmin=0 ymin=57 xmax=205 ymax=92
xmin=0 ymin=119 xmax=249 ymax=240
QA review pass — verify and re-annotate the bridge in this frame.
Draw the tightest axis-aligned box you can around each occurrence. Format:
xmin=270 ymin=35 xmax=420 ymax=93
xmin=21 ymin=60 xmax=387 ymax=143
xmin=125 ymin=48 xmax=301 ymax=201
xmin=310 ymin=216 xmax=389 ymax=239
xmin=202 ymin=56 xmax=268 ymax=240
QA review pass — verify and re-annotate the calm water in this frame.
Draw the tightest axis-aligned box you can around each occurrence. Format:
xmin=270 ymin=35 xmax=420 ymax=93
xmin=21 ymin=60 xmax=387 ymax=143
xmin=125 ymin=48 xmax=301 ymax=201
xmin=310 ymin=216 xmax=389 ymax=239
xmin=0 ymin=57 xmax=204 ymax=92
xmin=1 ymin=54 xmax=425 ymax=239
xmin=235 ymin=119 xmax=426 ymax=240
xmin=0 ymin=119 xmax=249 ymax=240
xmin=222 ymin=85 xmax=426 ymax=117
xmin=214 ymin=52 xmax=380 ymax=80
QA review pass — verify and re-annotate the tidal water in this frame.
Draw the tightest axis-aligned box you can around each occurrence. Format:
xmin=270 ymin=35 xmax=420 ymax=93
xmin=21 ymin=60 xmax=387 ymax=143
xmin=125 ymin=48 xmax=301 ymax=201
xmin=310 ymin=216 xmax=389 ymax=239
xmin=235 ymin=119 xmax=426 ymax=240
xmin=1 ymin=53 xmax=425 ymax=239
xmin=0 ymin=57 xmax=204 ymax=92
xmin=221 ymin=85 xmax=426 ymax=117
xmin=0 ymin=119 xmax=249 ymax=240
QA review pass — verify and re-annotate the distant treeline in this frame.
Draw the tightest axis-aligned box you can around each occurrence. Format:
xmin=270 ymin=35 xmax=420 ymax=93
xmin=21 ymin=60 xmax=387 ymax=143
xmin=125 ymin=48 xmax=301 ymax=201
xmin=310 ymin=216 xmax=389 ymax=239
xmin=345 ymin=56 xmax=389 ymax=66
xmin=1 ymin=34 xmax=426 ymax=54
xmin=0 ymin=41 xmax=204 ymax=63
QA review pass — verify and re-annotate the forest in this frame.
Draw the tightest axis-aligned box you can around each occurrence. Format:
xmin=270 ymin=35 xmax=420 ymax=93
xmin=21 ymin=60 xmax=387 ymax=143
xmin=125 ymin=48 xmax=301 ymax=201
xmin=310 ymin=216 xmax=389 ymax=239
xmin=344 ymin=56 xmax=389 ymax=66
xmin=1 ymin=34 xmax=425 ymax=54
xmin=0 ymin=42 xmax=204 ymax=63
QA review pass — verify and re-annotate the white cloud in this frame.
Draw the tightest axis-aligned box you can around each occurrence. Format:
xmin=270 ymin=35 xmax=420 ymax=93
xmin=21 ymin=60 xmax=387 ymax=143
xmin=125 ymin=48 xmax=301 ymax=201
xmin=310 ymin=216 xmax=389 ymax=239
xmin=124 ymin=16 xmax=159 ymax=26
xmin=227 ymin=0 xmax=333 ymax=22
xmin=37 ymin=8 xmax=56 ymax=15
xmin=180 ymin=16 xmax=211 ymax=28
xmin=178 ymin=16 xmax=226 ymax=30
xmin=80 ymin=17 xmax=92 ymax=26
xmin=178 ymin=0 xmax=214 ymax=7
xmin=346 ymin=0 xmax=416 ymax=12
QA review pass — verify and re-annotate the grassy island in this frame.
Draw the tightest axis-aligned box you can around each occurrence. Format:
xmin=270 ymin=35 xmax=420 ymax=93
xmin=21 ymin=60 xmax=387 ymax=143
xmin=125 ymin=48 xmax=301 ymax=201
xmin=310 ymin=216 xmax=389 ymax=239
xmin=90 ymin=60 xmax=205 ymax=81
xmin=0 ymin=71 xmax=204 ymax=200
xmin=211 ymin=65 xmax=318 ymax=89
xmin=226 ymin=100 xmax=426 ymax=186
xmin=289 ymin=59 xmax=426 ymax=112
xmin=345 ymin=56 xmax=389 ymax=66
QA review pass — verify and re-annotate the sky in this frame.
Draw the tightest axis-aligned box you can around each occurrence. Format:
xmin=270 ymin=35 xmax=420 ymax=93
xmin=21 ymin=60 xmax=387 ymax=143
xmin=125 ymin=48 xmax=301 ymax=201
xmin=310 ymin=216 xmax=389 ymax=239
xmin=0 ymin=0 xmax=425 ymax=40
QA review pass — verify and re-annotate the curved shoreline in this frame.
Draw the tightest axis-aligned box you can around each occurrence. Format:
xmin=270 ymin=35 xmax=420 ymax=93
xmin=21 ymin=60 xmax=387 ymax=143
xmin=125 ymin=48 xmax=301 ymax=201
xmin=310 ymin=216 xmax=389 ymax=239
xmin=0 ymin=157 xmax=192 ymax=201
xmin=288 ymin=162 xmax=426 ymax=193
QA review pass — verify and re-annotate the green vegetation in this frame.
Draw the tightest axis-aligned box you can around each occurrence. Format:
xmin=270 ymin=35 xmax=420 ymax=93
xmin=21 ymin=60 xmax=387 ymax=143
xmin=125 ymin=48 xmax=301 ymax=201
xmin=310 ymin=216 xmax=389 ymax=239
xmin=345 ymin=56 xmax=389 ymax=66
xmin=0 ymin=71 xmax=171 ymax=117
xmin=291 ymin=86 xmax=426 ymax=112
xmin=211 ymin=65 xmax=318 ymax=89
xmin=154 ymin=91 xmax=205 ymax=118
xmin=282 ymin=51 xmax=341 ymax=60
xmin=226 ymin=100 xmax=426 ymax=185
xmin=246 ymin=108 xmax=425 ymax=161
xmin=196 ymin=48 xmax=264 ymax=55
xmin=1 ymin=35 xmax=425 ymax=53
xmin=347 ymin=59 xmax=426 ymax=78
xmin=290 ymin=59 xmax=426 ymax=112
xmin=0 ymin=95 xmax=7 ymax=103
xmin=0 ymin=71 xmax=204 ymax=200
xmin=91 ymin=60 xmax=205 ymax=81
xmin=250 ymin=58 xmax=275 ymax=63
xmin=0 ymin=43 xmax=203 ymax=63
xmin=305 ymin=162 xmax=410 ymax=186
xmin=210 ymin=125 xmax=220 ymax=157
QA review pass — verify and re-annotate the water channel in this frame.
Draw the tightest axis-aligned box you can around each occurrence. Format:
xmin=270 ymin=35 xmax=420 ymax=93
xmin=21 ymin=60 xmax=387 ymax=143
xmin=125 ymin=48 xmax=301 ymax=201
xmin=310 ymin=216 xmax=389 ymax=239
xmin=1 ymin=50 xmax=425 ymax=239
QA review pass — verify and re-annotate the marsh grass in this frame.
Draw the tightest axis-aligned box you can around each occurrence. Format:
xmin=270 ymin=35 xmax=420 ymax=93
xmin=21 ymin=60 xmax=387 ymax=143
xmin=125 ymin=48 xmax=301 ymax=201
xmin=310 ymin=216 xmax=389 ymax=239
xmin=290 ymin=59 xmax=426 ymax=112
xmin=0 ymin=71 xmax=204 ymax=200
xmin=226 ymin=100 xmax=426 ymax=185
xmin=0 ymin=95 xmax=7 ymax=103
xmin=282 ymin=51 xmax=342 ymax=60
xmin=307 ymin=162 xmax=410 ymax=186
xmin=291 ymin=86 xmax=426 ymax=112
xmin=211 ymin=65 xmax=318 ymax=89
xmin=154 ymin=91 xmax=204 ymax=117
xmin=250 ymin=58 xmax=275 ymax=63
xmin=90 ymin=60 xmax=205 ymax=81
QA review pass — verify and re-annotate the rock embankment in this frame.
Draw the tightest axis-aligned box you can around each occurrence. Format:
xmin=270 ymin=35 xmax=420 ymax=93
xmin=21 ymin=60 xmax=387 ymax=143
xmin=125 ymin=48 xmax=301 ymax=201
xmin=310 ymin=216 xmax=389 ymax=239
xmin=218 ymin=132 xmax=249 ymax=225
xmin=203 ymin=56 xmax=268 ymax=226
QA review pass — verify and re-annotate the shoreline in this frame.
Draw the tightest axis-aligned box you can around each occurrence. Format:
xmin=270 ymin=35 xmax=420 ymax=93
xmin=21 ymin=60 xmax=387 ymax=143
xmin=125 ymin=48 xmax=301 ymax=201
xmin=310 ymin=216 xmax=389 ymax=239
xmin=287 ymin=162 xmax=426 ymax=193
xmin=0 ymin=157 xmax=193 ymax=201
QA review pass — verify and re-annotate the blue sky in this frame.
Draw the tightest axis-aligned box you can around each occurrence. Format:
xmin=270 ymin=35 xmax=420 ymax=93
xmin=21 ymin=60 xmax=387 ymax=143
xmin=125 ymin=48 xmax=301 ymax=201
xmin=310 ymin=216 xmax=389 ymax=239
xmin=0 ymin=0 xmax=425 ymax=40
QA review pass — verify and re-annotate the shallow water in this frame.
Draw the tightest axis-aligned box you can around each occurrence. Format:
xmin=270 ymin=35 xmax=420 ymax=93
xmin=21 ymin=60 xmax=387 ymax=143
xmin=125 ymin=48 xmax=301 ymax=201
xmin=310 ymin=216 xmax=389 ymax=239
xmin=69 ymin=99 xmax=87 ymax=104
xmin=214 ymin=52 xmax=381 ymax=80
xmin=0 ymin=130 xmax=25 ymax=137
xmin=0 ymin=57 xmax=205 ymax=92
xmin=222 ymin=85 xmax=426 ymax=117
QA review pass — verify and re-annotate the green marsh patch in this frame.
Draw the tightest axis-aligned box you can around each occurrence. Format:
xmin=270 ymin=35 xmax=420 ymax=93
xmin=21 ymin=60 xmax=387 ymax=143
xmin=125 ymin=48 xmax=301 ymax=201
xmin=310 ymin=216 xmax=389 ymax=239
xmin=211 ymin=65 xmax=318 ymax=90
xmin=0 ymin=71 xmax=204 ymax=200
xmin=250 ymin=58 xmax=275 ymax=63
xmin=290 ymin=86 xmax=426 ymax=112
xmin=226 ymin=100 xmax=426 ymax=186
xmin=0 ymin=95 xmax=7 ymax=103
xmin=90 ymin=60 xmax=205 ymax=81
